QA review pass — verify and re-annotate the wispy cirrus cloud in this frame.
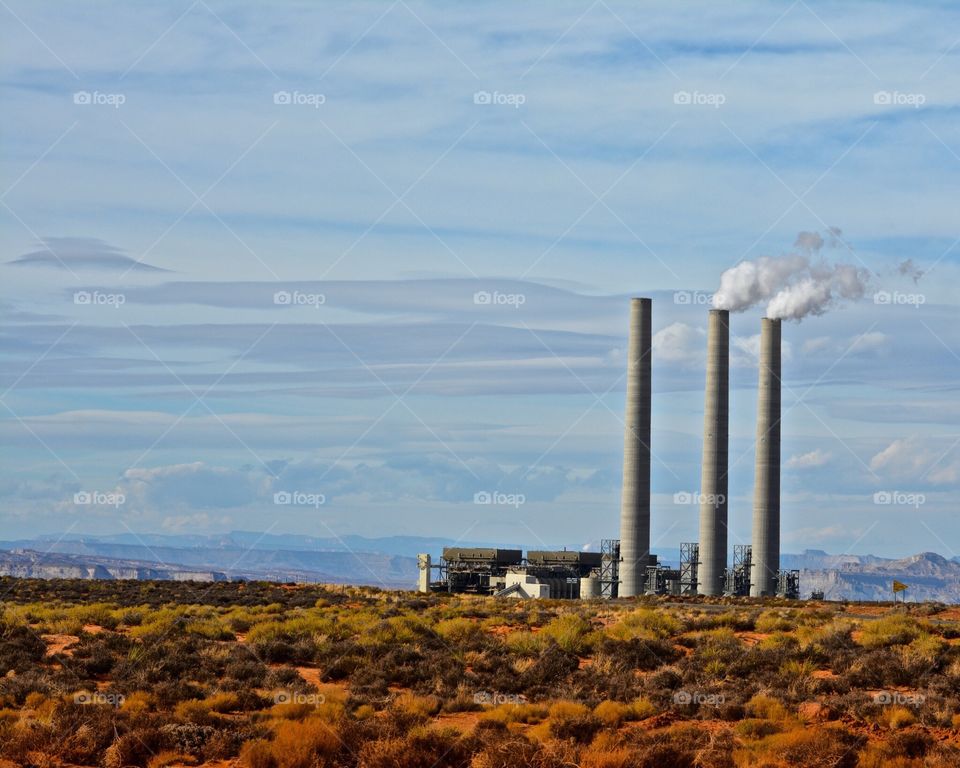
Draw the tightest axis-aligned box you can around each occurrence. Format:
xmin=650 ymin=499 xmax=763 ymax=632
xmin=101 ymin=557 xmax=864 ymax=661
xmin=9 ymin=238 xmax=169 ymax=273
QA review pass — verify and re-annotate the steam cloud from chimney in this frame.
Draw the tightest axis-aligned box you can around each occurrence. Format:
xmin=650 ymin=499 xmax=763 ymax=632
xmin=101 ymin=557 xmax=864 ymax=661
xmin=712 ymin=229 xmax=870 ymax=321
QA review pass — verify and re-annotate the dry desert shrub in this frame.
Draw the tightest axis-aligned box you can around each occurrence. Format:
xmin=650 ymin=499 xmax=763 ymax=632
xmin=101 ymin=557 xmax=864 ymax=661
xmin=147 ymin=751 xmax=198 ymax=768
xmin=606 ymin=607 xmax=681 ymax=641
xmin=546 ymin=699 xmax=602 ymax=743
xmin=389 ymin=691 xmax=442 ymax=727
xmin=593 ymin=697 xmax=656 ymax=726
xmin=103 ymin=728 xmax=169 ymax=768
xmin=755 ymin=609 xmax=796 ymax=633
xmin=858 ymin=614 xmax=924 ymax=648
xmin=467 ymin=735 xmax=540 ymax=768
xmin=479 ymin=701 xmax=548 ymax=725
xmin=239 ymin=717 xmax=340 ymax=768
xmin=734 ymin=725 xmax=863 ymax=768
xmin=358 ymin=726 xmax=474 ymax=768
xmin=541 ymin=613 xmax=594 ymax=654
xmin=878 ymin=705 xmax=918 ymax=730
xmin=744 ymin=692 xmax=790 ymax=722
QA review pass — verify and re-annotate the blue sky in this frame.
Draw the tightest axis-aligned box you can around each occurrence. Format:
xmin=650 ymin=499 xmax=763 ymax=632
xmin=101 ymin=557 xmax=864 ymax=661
xmin=1 ymin=1 xmax=958 ymax=558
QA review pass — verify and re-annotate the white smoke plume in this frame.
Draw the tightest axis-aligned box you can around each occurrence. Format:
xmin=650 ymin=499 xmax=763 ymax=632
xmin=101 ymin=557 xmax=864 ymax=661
xmin=794 ymin=230 xmax=824 ymax=254
xmin=897 ymin=259 xmax=924 ymax=283
xmin=712 ymin=229 xmax=870 ymax=321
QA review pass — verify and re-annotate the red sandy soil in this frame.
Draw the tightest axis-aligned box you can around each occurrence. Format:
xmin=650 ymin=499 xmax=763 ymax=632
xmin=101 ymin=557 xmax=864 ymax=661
xmin=434 ymin=711 xmax=483 ymax=732
xmin=812 ymin=669 xmax=839 ymax=679
xmin=735 ymin=631 xmax=771 ymax=646
xmin=625 ymin=711 xmax=682 ymax=730
xmin=295 ymin=666 xmax=323 ymax=689
xmin=158 ymin=762 xmax=237 ymax=768
xmin=82 ymin=624 xmax=105 ymax=634
xmin=42 ymin=633 xmax=79 ymax=657
xmin=933 ymin=608 xmax=960 ymax=621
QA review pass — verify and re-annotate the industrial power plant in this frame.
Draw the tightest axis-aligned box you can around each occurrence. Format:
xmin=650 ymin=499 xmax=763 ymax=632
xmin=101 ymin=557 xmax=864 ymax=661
xmin=418 ymin=297 xmax=800 ymax=600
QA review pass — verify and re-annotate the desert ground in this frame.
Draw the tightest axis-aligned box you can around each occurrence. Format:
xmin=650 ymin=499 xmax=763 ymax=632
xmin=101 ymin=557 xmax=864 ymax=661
xmin=0 ymin=578 xmax=958 ymax=767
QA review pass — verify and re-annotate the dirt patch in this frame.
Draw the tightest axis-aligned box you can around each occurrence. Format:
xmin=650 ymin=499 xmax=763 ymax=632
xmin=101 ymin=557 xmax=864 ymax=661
xmin=434 ymin=711 xmax=482 ymax=732
xmin=82 ymin=624 xmax=106 ymax=635
xmin=42 ymin=634 xmax=79 ymax=657
xmin=812 ymin=669 xmax=839 ymax=680
xmin=296 ymin=666 xmax=323 ymax=689
xmin=736 ymin=631 xmax=771 ymax=646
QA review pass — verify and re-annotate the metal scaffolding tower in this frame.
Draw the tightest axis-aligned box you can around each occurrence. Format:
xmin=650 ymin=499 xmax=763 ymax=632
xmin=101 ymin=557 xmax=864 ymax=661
xmin=776 ymin=569 xmax=800 ymax=599
xmin=600 ymin=539 xmax=620 ymax=599
xmin=679 ymin=542 xmax=699 ymax=595
xmin=724 ymin=544 xmax=752 ymax=596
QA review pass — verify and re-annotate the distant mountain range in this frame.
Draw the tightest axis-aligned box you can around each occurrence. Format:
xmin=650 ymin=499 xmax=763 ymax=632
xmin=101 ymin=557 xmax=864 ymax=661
xmin=794 ymin=550 xmax=960 ymax=603
xmin=0 ymin=532 xmax=429 ymax=587
xmin=1 ymin=535 xmax=958 ymax=602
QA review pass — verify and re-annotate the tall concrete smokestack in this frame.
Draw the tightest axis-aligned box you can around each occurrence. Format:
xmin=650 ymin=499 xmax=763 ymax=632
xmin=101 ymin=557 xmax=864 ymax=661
xmin=619 ymin=297 xmax=652 ymax=597
xmin=697 ymin=309 xmax=729 ymax=596
xmin=750 ymin=317 xmax=781 ymax=597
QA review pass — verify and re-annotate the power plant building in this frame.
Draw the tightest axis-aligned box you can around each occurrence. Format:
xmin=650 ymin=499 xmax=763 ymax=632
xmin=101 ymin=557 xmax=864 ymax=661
xmin=418 ymin=299 xmax=797 ymax=600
